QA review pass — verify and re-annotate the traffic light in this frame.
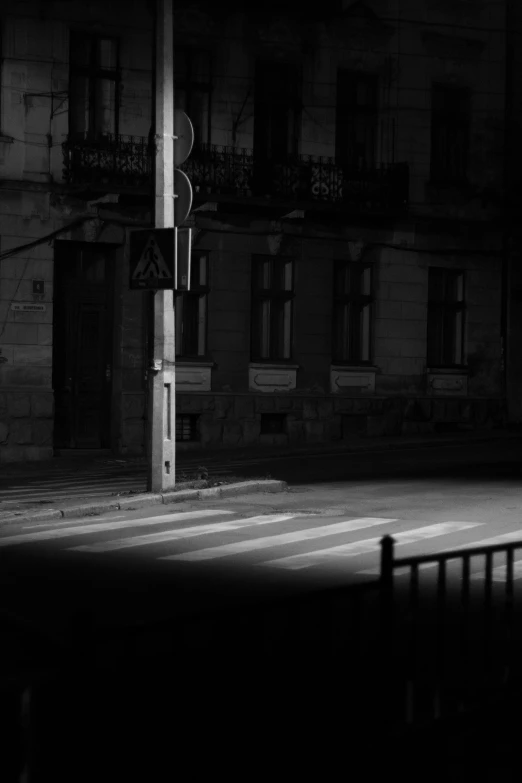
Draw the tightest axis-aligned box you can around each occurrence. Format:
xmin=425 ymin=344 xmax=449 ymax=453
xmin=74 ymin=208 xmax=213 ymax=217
xmin=174 ymin=108 xmax=193 ymax=291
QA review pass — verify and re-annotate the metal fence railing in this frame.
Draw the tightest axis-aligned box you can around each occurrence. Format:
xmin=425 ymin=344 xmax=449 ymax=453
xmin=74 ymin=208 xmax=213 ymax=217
xmin=380 ymin=533 xmax=522 ymax=737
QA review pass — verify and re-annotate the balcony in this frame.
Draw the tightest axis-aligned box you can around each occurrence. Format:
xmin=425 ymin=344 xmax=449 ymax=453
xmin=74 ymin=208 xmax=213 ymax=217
xmin=62 ymin=133 xmax=151 ymax=193
xmin=62 ymin=135 xmax=409 ymax=212
xmin=182 ymin=146 xmax=408 ymax=212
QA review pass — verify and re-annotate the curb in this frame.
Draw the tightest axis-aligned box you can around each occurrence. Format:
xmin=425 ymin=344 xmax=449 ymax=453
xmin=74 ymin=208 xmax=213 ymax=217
xmin=0 ymin=479 xmax=287 ymax=526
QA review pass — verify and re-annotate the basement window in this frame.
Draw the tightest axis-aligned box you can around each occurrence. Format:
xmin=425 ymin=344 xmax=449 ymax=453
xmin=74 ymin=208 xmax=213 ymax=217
xmin=176 ymin=414 xmax=200 ymax=442
xmin=260 ymin=413 xmax=287 ymax=435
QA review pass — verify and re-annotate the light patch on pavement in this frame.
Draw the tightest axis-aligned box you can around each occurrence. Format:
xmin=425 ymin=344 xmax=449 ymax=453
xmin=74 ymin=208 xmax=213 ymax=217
xmin=469 ymin=560 xmax=522 ymax=583
xmin=0 ymin=510 xmax=230 ymax=547
xmin=67 ymin=514 xmax=298 ymax=553
xmin=261 ymin=521 xmax=482 ymax=571
xmin=470 ymin=557 xmax=522 ymax=583
xmin=160 ymin=517 xmax=397 ymax=562
xmin=357 ymin=527 xmax=522 ymax=577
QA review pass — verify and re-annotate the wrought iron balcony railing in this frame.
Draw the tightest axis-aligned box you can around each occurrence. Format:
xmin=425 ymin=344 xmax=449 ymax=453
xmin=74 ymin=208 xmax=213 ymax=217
xmin=182 ymin=145 xmax=409 ymax=209
xmin=62 ymin=135 xmax=409 ymax=210
xmin=62 ymin=133 xmax=151 ymax=190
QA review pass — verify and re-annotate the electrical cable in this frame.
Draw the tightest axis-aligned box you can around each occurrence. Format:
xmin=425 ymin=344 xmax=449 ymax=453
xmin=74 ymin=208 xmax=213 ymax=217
xmin=0 ymin=208 xmax=502 ymax=267
xmin=0 ymin=216 xmax=100 ymax=339
xmin=0 ymin=208 xmax=501 ymax=343
xmin=0 ymin=216 xmax=92 ymax=263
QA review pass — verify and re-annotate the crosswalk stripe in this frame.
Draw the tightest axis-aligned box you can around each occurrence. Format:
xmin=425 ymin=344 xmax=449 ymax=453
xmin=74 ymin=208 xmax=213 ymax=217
xmin=160 ymin=517 xmax=397 ymax=563
xmin=0 ymin=510 xmax=230 ymax=547
xmin=261 ymin=521 xmax=483 ymax=571
xmin=357 ymin=529 xmax=522 ymax=577
xmin=67 ymin=514 xmax=298 ymax=553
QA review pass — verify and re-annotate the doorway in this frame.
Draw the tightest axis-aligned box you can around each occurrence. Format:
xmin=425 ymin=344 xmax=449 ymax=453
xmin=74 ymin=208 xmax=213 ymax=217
xmin=53 ymin=241 xmax=115 ymax=449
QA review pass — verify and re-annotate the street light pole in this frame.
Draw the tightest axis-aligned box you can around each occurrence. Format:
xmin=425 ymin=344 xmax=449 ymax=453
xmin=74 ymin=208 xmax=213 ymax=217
xmin=148 ymin=0 xmax=176 ymax=492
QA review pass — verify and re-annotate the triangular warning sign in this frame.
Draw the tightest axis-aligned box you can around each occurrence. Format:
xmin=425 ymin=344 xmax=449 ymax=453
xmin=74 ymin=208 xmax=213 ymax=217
xmin=132 ymin=234 xmax=172 ymax=280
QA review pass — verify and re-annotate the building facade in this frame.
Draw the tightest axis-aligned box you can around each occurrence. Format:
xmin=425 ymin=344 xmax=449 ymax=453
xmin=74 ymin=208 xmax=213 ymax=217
xmin=505 ymin=0 xmax=522 ymax=425
xmin=0 ymin=0 xmax=508 ymax=462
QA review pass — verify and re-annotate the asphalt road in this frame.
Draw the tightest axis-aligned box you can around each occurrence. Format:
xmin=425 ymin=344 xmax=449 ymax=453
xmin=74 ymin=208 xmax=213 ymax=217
xmin=2 ymin=438 xmax=522 ymax=639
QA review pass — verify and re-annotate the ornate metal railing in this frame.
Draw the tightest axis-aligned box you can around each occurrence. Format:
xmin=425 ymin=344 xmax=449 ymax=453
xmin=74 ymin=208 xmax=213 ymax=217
xmin=62 ymin=133 xmax=152 ymax=190
xmin=181 ymin=145 xmax=409 ymax=209
xmin=62 ymin=135 xmax=409 ymax=209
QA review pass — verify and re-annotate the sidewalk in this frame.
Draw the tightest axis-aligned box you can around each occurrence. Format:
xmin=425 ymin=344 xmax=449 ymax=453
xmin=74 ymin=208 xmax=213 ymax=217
xmin=0 ymin=427 xmax=520 ymax=525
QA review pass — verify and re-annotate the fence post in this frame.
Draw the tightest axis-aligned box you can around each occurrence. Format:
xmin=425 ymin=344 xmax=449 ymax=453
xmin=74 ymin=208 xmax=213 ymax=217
xmin=379 ymin=535 xmax=395 ymax=742
xmin=380 ymin=534 xmax=395 ymax=624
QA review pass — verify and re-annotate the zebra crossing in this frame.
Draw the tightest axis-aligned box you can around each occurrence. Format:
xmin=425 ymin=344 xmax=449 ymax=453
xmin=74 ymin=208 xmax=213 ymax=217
xmin=2 ymin=507 xmax=522 ymax=583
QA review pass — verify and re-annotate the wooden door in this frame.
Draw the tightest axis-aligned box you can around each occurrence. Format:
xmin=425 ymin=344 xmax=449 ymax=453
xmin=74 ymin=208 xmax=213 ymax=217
xmin=53 ymin=242 xmax=115 ymax=449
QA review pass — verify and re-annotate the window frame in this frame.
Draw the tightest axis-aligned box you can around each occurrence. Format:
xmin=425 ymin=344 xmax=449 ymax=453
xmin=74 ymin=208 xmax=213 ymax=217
xmin=174 ymin=47 xmax=212 ymax=147
xmin=69 ymin=31 xmax=120 ymax=141
xmin=427 ymin=266 xmax=466 ymax=368
xmin=175 ymin=414 xmax=200 ymax=442
xmin=332 ymin=259 xmax=374 ymax=365
xmin=430 ymin=83 xmax=470 ymax=185
xmin=336 ymin=70 xmax=379 ymax=169
xmin=250 ymin=255 xmax=295 ymax=362
xmin=175 ymin=252 xmax=210 ymax=359
xmin=254 ymin=60 xmax=302 ymax=163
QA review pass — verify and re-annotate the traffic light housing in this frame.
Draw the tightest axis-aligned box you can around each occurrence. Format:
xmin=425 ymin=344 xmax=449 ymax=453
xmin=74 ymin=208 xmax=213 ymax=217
xmin=174 ymin=109 xmax=194 ymax=291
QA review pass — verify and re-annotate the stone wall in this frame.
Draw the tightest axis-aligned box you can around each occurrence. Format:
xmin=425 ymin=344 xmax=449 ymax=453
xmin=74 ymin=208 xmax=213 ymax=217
xmin=118 ymin=389 xmax=507 ymax=455
xmin=0 ymin=391 xmax=54 ymax=462
xmin=173 ymin=392 xmax=507 ymax=450
xmin=0 ymin=209 xmax=55 ymax=463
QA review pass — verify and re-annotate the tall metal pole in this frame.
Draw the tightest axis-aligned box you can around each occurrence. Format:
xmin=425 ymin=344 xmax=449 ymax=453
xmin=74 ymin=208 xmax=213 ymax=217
xmin=148 ymin=0 xmax=176 ymax=492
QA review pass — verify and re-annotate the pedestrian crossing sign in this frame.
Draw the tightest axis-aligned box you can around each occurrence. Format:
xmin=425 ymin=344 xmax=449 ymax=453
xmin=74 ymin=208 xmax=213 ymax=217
xmin=133 ymin=236 xmax=171 ymax=280
xmin=129 ymin=229 xmax=175 ymax=290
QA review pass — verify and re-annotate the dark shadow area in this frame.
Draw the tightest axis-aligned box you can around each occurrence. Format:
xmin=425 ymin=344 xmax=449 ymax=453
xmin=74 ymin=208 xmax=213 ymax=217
xmin=3 ymin=576 xmax=522 ymax=781
xmin=231 ymin=440 xmax=522 ymax=486
xmin=2 ymin=440 xmax=522 ymax=779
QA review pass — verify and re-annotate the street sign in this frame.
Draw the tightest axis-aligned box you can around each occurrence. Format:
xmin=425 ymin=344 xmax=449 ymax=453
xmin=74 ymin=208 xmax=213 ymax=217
xmin=174 ymin=168 xmax=193 ymax=226
xmin=174 ymin=109 xmax=194 ymax=166
xmin=130 ymin=229 xmax=175 ymax=290
xmin=11 ymin=303 xmax=46 ymax=312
